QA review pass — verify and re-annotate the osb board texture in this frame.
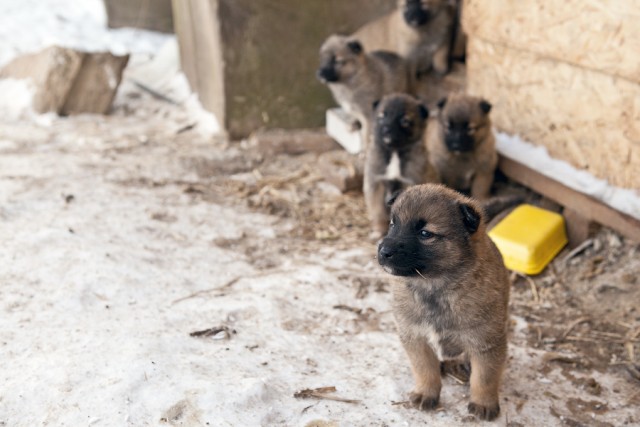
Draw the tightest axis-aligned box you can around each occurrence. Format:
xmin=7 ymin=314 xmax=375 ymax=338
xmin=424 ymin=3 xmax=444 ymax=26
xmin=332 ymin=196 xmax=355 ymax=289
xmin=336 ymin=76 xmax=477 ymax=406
xmin=463 ymin=0 xmax=640 ymax=84
xmin=217 ymin=0 xmax=396 ymax=138
xmin=467 ymin=38 xmax=640 ymax=190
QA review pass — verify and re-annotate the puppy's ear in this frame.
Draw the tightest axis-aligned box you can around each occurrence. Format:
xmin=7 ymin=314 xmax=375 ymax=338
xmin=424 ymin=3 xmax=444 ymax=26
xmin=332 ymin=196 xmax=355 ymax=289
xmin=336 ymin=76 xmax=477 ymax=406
xmin=479 ymin=100 xmax=492 ymax=114
xmin=418 ymin=103 xmax=429 ymax=119
xmin=459 ymin=202 xmax=481 ymax=234
xmin=347 ymin=40 xmax=363 ymax=54
xmin=386 ymin=188 xmax=405 ymax=208
xmin=436 ymin=97 xmax=447 ymax=109
xmin=372 ymin=99 xmax=380 ymax=111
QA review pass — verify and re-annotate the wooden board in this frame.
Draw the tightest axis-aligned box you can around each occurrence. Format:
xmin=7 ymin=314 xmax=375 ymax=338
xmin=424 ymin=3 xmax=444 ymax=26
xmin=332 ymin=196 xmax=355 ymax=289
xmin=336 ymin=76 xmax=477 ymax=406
xmin=467 ymin=37 xmax=640 ymax=190
xmin=463 ymin=0 xmax=640 ymax=84
xmin=499 ymin=155 xmax=640 ymax=243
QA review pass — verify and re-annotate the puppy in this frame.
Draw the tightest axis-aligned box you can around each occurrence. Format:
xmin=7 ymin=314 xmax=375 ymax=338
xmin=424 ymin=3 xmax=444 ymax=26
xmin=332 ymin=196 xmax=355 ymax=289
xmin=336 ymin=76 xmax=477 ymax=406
xmin=427 ymin=93 xmax=497 ymax=200
xmin=364 ymin=93 xmax=437 ymax=237
xmin=316 ymin=35 xmax=409 ymax=151
xmin=353 ymin=0 xmax=454 ymax=84
xmin=377 ymin=184 xmax=510 ymax=421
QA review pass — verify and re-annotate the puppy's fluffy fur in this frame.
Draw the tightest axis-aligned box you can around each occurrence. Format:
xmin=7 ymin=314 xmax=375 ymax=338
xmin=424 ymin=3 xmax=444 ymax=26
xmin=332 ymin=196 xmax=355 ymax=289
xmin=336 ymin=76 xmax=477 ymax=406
xmin=378 ymin=184 xmax=510 ymax=421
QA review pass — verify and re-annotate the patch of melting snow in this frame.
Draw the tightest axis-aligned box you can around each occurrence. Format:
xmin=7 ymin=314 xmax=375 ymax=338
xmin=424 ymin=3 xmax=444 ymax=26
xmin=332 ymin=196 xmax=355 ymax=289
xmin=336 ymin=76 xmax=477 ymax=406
xmin=0 ymin=78 xmax=34 ymax=120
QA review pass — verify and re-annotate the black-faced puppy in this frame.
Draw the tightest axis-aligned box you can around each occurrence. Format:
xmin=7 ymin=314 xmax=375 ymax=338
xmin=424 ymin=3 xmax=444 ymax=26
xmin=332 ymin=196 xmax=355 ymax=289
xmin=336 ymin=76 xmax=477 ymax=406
xmin=427 ymin=93 xmax=497 ymax=200
xmin=353 ymin=0 xmax=454 ymax=86
xmin=363 ymin=93 xmax=438 ymax=238
xmin=317 ymin=35 xmax=409 ymax=151
xmin=377 ymin=184 xmax=510 ymax=421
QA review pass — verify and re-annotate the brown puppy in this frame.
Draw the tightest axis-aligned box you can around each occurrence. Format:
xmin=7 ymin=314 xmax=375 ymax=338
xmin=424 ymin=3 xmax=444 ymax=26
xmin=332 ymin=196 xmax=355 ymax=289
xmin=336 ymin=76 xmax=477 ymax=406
xmin=364 ymin=93 xmax=438 ymax=237
xmin=317 ymin=35 xmax=409 ymax=151
xmin=427 ymin=93 xmax=497 ymax=200
xmin=377 ymin=184 xmax=510 ymax=421
xmin=353 ymin=0 xmax=454 ymax=85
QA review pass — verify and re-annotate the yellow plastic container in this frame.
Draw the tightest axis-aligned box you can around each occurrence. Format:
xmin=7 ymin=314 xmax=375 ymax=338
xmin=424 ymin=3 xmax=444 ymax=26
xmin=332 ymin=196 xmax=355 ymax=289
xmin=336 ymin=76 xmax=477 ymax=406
xmin=488 ymin=204 xmax=568 ymax=275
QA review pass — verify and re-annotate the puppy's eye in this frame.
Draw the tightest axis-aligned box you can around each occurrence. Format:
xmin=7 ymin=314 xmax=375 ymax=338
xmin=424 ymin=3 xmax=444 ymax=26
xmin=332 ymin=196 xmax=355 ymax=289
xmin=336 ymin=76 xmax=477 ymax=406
xmin=400 ymin=117 xmax=412 ymax=128
xmin=419 ymin=229 xmax=434 ymax=239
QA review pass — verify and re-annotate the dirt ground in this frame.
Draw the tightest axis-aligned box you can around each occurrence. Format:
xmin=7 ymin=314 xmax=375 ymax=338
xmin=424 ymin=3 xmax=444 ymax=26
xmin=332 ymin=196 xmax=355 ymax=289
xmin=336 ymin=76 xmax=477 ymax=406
xmin=1 ymin=79 xmax=639 ymax=426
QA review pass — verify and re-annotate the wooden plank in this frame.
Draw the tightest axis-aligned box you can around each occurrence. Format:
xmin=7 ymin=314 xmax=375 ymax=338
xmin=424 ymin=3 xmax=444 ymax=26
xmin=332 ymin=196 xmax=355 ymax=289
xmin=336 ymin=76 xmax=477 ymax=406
xmin=172 ymin=0 xmax=225 ymax=127
xmin=498 ymin=155 xmax=640 ymax=242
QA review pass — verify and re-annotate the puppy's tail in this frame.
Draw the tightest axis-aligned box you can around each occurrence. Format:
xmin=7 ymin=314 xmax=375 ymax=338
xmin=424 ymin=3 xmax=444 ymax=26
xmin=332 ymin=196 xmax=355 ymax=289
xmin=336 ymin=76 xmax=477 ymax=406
xmin=481 ymin=195 xmax=524 ymax=222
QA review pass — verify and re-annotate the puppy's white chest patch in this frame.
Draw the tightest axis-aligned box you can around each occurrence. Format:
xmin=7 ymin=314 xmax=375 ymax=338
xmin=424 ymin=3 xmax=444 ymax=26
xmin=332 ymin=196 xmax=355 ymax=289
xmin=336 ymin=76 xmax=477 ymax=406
xmin=425 ymin=325 xmax=445 ymax=359
xmin=384 ymin=151 xmax=402 ymax=180
xmin=408 ymin=323 xmax=445 ymax=359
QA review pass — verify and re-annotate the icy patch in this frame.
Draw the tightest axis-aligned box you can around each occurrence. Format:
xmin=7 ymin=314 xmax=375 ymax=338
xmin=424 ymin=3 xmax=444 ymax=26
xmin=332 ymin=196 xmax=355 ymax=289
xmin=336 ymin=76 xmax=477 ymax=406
xmin=496 ymin=132 xmax=640 ymax=220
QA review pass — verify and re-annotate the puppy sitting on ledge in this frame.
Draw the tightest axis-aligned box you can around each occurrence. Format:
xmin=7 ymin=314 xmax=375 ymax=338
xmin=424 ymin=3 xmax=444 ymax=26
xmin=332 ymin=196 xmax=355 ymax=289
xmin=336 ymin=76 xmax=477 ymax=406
xmin=377 ymin=183 xmax=510 ymax=421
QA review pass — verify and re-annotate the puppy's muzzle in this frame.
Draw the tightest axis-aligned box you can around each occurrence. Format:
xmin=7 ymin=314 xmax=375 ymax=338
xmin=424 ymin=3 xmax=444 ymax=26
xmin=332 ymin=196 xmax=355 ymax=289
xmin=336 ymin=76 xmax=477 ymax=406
xmin=445 ymin=132 xmax=475 ymax=153
xmin=316 ymin=67 xmax=338 ymax=83
xmin=403 ymin=8 xmax=431 ymax=27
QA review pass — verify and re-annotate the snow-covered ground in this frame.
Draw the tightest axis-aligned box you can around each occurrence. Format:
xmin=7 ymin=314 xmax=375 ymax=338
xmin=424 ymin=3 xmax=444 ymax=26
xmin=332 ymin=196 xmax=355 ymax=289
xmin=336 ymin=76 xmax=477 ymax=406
xmin=1 ymin=1 xmax=638 ymax=426
xmin=2 ymin=102 xmax=637 ymax=426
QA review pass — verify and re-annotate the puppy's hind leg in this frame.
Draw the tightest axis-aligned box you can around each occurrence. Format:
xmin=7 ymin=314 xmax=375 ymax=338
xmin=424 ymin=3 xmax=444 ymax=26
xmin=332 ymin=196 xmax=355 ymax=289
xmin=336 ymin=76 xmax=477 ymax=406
xmin=401 ymin=337 xmax=442 ymax=411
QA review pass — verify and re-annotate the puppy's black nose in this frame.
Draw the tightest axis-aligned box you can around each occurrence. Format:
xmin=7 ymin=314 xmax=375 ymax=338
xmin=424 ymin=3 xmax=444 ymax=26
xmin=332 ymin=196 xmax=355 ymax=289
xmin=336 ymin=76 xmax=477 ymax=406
xmin=316 ymin=67 xmax=338 ymax=83
xmin=378 ymin=245 xmax=396 ymax=260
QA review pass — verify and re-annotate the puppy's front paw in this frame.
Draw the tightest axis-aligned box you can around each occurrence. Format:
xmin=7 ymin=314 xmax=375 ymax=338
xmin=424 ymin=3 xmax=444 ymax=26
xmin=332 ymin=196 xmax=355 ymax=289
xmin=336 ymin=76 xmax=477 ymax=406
xmin=468 ymin=401 xmax=500 ymax=421
xmin=410 ymin=391 xmax=439 ymax=411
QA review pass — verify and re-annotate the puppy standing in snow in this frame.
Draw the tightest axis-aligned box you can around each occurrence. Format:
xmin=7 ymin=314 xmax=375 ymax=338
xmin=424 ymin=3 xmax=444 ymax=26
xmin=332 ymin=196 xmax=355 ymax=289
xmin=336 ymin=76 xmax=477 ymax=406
xmin=363 ymin=93 xmax=438 ymax=238
xmin=377 ymin=184 xmax=510 ymax=421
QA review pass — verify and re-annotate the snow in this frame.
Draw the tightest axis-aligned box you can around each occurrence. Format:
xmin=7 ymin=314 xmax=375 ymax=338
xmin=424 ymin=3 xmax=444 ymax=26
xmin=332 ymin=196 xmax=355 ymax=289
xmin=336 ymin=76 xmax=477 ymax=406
xmin=496 ymin=132 xmax=640 ymax=220
xmin=0 ymin=0 xmax=219 ymax=135
xmin=0 ymin=78 xmax=34 ymax=120
xmin=0 ymin=0 xmax=170 ymax=67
